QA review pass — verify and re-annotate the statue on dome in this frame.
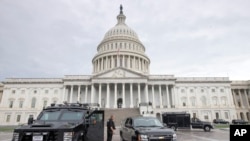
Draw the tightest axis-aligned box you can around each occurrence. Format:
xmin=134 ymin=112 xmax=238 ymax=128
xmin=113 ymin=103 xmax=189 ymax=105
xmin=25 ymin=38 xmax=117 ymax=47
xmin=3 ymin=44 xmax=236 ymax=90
xmin=120 ymin=4 xmax=123 ymax=14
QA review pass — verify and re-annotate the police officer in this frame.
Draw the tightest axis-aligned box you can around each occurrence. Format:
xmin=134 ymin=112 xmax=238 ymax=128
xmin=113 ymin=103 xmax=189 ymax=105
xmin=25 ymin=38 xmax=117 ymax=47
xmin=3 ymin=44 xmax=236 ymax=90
xmin=107 ymin=115 xmax=116 ymax=141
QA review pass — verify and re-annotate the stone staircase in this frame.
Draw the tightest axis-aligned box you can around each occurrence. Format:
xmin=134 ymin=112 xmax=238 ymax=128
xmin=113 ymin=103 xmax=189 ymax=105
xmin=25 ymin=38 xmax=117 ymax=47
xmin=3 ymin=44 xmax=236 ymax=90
xmin=103 ymin=108 xmax=140 ymax=126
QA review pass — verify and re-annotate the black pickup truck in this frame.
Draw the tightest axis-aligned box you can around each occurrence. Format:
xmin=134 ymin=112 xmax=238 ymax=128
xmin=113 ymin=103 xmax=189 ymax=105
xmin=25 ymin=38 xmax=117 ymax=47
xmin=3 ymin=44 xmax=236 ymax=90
xmin=162 ymin=112 xmax=214 ymax=132
xmin=120 ymin=116 xmax=177 ymax=141
xmin=12 ymin=103 xmax=104 ymax=141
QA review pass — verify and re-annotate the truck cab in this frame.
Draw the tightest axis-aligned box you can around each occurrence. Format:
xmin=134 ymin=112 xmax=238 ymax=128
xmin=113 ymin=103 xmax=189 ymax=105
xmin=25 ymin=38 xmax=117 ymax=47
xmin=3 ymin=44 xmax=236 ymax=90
xmin=162 ymin=112 xmax=214 ymax=132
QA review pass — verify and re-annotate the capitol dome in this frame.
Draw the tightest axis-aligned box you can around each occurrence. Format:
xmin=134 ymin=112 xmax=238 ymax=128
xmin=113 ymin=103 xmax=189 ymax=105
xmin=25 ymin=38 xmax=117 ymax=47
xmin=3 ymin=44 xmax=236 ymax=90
xmin=92 ymin=5 xmax=150 ymax=75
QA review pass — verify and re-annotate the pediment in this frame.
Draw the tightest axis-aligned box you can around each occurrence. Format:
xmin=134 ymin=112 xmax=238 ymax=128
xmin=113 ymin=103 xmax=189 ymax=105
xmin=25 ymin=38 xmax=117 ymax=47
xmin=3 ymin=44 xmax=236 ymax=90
xmin=93 ymin=68 xmax=146 ymax=78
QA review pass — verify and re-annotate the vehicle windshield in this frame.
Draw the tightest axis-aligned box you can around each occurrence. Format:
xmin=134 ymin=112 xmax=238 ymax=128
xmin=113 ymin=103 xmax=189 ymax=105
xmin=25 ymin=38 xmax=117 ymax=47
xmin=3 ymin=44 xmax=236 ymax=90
xmin=134 ymin=118 xmax=163 ymax=127
xmin=39 ymin=109 xmax=84 ymax=121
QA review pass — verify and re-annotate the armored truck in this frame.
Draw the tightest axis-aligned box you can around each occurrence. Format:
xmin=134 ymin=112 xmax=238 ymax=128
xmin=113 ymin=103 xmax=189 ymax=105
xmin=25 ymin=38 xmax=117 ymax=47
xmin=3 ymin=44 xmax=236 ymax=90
xmin=12 ymin=103 xmax=104 ymax=141
xmin=162 ymin=112 xmax=214 ymax=132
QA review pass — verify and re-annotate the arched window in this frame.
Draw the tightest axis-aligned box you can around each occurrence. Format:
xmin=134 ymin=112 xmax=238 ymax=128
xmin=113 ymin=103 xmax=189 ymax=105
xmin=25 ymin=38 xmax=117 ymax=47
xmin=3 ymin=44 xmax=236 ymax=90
xmin=52 ymin=97 xmax=58 ymax=104
xmin=31 ymin=97 xmax=36 ymax=108
xmin=190 ymin=97 xmax=196 ymax=106
xmin=212 ymin=96 xmax=218 ymax=106
xmin=181 ymin=97 xmax=187 ymax=107
xmin=201 ymin=96 xmax=207 ymax=106
xmin=221 ymin=96 xmax=227 ymax=106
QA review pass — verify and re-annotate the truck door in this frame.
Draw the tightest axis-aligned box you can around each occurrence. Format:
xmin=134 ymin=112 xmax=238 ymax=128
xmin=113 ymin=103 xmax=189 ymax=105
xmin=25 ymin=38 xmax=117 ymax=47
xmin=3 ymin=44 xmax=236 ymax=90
xmin=191 ymin=118 xmax=203 ymax=128
xmin=85 ymin=110 xmax=104 ymax=141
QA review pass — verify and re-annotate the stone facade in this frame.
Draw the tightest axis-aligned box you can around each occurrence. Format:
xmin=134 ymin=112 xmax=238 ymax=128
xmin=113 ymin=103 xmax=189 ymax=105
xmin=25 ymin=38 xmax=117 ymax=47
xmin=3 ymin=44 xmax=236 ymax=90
xmin=0 ymin=6 xmax=249 ymax=125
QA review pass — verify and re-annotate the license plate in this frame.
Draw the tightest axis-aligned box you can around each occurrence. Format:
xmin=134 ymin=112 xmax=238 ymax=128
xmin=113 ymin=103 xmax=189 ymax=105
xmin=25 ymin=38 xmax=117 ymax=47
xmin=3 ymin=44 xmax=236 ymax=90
xmin=32 ymin=135 xmax=43 ymax=141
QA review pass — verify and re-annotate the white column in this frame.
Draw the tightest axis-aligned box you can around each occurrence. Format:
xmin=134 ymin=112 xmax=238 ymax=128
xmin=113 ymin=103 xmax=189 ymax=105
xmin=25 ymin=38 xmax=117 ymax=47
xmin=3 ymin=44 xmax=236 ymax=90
xmin=232 ymin=89 xmax=238 ymax=107
xmin=174 ymin=87 xmax=179 ymax=107
xmin=133 ymin=56 xmax=136 ymax=69
xmin=114 ymin=83 xmax=117 ymax=108
xmin=159 ymin=85 xmax=163 ymax=108
xmin=186 ymin=87 xmax=190 ymax=108
xmin=171 ymin=86 xmax=175 ymax=108
xmin=70 ymin=85 xmax=73 ymax=103
xmin=130 ymin=83 xmax=134 ymax=108
xmin=122 ymin=55 xmax=125 ymax=67
xmin=111 ymin=56 xmax=114 ymax=68
xmin=98 ymin=84 xmax=102 ymax=107
xmin=145 ymin=84 xmax=149 ymax=103
xmin=122 ymin=83 xmax=125 ymax=108
xmin=77 ymin=85 xmax=81 ymax=102
xmin=152 ymin=85 xmax=155 ymax=108
xmin=166 ymin=85 xmax=170 ymax=108
xmin=239 ymin=89 xmax=244 ymax=108
xmin=244 ymin=89 xmax=250 ymax=108
xmin=85 ymin=85 xmax=88 ymax=103
xmin=138 ymin=84 xmax=141 ymax=107
xmin=206 ymin=87 xmax=212 ymax=106
xmin=97 ymin=59 xmax=100 ymax=72
xmin=91 ymin=84 xmax=94 ymax=103
xmin=139 ymin=59 xmax=141 ymax=70
xmin=62 ymin=86 xmax=66 ymax=102
xmin=128 ymin=56 xmax=131 ymax=68
xmin=216 ymin=88 xmax=221 ymax=107
xmin=226 ymin=87 xmax=234 ymax=107
xmin=106 ymin=84 xmax=110 ymax=108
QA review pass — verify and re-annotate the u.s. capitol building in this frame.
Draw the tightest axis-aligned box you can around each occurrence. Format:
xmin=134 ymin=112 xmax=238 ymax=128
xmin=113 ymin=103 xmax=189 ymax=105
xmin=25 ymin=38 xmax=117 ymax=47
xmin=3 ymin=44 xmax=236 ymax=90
xmin=0 ymin=6 xmax=249 ymax=125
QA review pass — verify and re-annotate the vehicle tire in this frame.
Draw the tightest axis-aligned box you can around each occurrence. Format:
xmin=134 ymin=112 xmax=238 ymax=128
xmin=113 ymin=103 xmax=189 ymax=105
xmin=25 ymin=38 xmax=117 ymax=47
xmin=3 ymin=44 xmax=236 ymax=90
xmin=204 ymin=126 xmax=211 ymax=132
xmin=170 ymin=125 xmax=177 ymax=131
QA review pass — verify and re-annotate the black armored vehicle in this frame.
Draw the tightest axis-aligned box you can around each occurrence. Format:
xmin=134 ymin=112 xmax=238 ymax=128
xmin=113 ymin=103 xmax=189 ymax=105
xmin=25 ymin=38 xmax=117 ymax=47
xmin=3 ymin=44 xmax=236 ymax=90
xmin=12 ymin=103 xmax=104 ymax=141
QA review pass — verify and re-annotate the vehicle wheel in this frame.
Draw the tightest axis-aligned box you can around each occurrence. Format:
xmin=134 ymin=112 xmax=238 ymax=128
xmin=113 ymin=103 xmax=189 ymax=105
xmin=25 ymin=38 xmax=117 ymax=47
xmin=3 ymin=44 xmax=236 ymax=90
xmin=204 ymin=126 xmax=211 ymax=132
xmin=170 ymin=125 xmax=177 ymax=131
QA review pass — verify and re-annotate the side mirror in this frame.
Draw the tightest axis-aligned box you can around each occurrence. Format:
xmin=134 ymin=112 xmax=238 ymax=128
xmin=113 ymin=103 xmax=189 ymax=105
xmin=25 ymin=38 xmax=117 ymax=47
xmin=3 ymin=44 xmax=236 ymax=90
xmin=28 ymin=117 xmax=34 ymax=125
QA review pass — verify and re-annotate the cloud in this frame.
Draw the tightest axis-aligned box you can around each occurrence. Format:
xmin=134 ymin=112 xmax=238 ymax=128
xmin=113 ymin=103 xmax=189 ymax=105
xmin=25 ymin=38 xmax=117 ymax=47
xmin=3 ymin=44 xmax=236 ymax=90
xmin=0 ymin=0 xmax=250 ymax=81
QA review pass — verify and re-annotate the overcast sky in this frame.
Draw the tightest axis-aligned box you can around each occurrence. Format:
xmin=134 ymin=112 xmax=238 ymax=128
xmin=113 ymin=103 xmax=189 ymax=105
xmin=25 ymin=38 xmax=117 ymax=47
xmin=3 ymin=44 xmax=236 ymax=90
xmin=0 ymin=0 xmax=250 ymax=81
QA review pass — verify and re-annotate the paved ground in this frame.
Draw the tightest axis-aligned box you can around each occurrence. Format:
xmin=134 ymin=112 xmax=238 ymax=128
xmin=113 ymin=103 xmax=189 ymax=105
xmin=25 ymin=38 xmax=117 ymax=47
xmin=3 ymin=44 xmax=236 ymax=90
xmin=105 ymin=127 xmax=229 ymax=141
xmin=1 ymin=128 xmax=229 ymax=141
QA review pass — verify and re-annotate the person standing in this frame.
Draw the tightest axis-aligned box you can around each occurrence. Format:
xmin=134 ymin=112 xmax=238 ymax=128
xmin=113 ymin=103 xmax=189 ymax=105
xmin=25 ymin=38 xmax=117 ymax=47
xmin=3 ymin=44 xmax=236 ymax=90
xmin=107 ymin=115 xmax=116 ymax=141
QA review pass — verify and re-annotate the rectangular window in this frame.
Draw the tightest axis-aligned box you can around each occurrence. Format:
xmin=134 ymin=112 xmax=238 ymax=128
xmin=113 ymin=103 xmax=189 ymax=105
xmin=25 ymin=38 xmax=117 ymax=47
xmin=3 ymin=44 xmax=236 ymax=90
xmin=12 ymin=90 xmax=15 ymax=94
xmin=16 ymin=115 xmax=21 ymax=122
xmin=220 ymin=89 xmax=224 ymax=93
xmin=43 ymin=100 xmax=47 ymax=107
xmin=225 ymin=112 xmax=229 ymax=119
xmin=212 ymin=89 xmax=215 ymax=93
xmin=19 ymin=101 xmax=23 ymax=108
xmin=21 ymin=90 xmax=25 ymax=94
xmin=45 ymin=90 xmax=49 ymax=94
xmin=6 ymin=115 xmax=11 ymax=122
xmin=183 ymin=102 xmax=186 ymax=107
xmin=9 ymin=101 xmax=14 ymax=108
xmin=204 ymin=115 xmax=208 ymax=120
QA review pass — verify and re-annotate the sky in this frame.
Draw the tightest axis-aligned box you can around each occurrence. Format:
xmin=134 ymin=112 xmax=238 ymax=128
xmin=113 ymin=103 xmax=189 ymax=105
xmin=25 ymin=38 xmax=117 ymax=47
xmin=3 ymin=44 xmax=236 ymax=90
xmin=0 ymin=0 xmax=250 ymax=81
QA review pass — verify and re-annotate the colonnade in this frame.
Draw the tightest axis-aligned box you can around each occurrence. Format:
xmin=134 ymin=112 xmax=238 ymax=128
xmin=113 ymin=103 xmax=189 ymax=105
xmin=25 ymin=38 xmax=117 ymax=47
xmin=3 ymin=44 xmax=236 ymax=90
xmin=93 ymin=55 xmax=149 ymax=73
xmin=62 ymin=83 xmax=175 ymax=109
xmin=232 ymin=89 xmax=250 ymax=108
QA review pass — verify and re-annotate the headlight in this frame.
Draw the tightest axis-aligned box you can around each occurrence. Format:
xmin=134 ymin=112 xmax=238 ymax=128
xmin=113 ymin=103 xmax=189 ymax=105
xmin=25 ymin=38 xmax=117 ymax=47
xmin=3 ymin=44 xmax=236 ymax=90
xmin=12 ymin=132 xmax=19 ymax=141
xmin=138 ymin=134 xmax=148 ymax=141
xmin=64 ymin=132 xmax=73 ymax=141
xmin=173 ymin=133 xmax=177 ymax=140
